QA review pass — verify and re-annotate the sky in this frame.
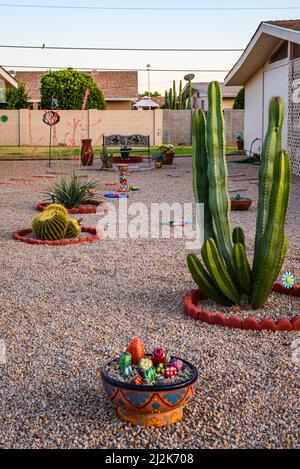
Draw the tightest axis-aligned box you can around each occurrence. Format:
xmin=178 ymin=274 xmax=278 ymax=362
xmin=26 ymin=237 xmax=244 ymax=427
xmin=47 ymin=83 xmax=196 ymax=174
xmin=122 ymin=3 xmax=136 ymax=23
xmin=0 ymin=0 xmax=300 ymax=94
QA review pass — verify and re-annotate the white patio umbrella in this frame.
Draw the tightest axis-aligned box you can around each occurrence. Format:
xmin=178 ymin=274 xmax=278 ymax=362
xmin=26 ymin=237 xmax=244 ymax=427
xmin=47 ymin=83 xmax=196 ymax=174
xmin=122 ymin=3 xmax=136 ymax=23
xmin=134 ymin=96 xmax=159 ymax=110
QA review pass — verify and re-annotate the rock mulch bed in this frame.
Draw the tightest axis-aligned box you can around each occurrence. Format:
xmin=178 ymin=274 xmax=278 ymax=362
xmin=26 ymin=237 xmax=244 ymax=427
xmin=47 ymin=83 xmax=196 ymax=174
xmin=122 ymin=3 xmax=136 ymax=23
xmin=0 ymin=157 xmax=299 ymax=449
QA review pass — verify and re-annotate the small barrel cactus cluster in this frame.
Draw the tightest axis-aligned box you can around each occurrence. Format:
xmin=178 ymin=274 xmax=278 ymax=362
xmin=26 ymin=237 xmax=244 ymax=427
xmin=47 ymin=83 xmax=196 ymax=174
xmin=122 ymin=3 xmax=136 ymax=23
xmin=188 ymin=82 xmax=291 ymax=309
xmin=118 ymin=337 xmax=187 ymax=385
xmin=31 ymin=204 xmax=81 ymax=241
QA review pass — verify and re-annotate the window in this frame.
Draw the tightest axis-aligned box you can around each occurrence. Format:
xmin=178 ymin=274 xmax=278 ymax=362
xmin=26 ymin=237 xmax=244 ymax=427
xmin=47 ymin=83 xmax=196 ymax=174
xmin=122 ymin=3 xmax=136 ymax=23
xmin=269 ymin=41 xmax=288 ymax=63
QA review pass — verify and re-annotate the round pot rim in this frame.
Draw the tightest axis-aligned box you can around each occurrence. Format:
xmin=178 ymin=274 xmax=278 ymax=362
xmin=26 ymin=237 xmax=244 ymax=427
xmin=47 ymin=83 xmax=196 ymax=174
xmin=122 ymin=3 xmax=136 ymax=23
xmin=101 ymin=355 xmax=198 ymax=393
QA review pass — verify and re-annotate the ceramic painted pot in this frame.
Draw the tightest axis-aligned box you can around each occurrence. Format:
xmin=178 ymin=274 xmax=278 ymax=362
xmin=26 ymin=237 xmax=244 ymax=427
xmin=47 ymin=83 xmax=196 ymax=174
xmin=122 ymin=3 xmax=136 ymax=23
xmin=231 ymin=198 xmax=252 ymax=211
xmin=101 ymin=356 xmax=198 ymax=427
xmin=81 ymin=139 xmax=94 ymax=166
xmin=163 ymin=151 xmax=175 ymax=165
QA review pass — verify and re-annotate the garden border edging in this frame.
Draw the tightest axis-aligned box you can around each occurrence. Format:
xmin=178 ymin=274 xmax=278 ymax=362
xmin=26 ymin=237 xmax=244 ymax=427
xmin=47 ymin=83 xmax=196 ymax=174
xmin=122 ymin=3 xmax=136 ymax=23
xmin=184 ymin=283 xmax=300 ymax=332
xmin=13 ymin=227 xmax=100 ymax=245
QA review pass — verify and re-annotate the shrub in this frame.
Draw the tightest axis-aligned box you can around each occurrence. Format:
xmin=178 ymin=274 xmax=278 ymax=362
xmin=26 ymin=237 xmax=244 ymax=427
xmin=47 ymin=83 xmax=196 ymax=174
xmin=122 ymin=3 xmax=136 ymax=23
xmin=3 ymin=81 xmax=29 ymax=109
xmin=233 ymin=87 xmax=245 ymax=109
xmin=41 ymin=69 xmax=106 ymax=110
xmin=46 ymin=171 xmax=98 ymax=209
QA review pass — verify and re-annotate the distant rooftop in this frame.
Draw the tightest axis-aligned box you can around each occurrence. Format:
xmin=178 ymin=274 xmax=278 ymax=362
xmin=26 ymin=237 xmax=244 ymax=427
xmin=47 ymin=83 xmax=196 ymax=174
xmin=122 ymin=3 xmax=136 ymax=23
xmin=266 ymin=19 xmax=300 ymax=32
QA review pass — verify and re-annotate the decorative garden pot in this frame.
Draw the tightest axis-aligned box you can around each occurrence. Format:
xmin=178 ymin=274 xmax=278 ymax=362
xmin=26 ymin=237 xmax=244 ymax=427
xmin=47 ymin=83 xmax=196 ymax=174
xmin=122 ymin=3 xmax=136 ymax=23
xmin=163 ymin=151 xmax=175 ymax=165
xmin=155 ymin=161 xmax=163 ymax=169
xmin=120 ymin=149 xmax=131 ymax=159
xmin=81 ymin=139 xmax=94 ymax=166
xmin=231 ymin=198 xmax=252 ymax=211
xmin=236 ymin=140 xmax=244 ymax=151
xmin=101 ymin=356 xmax=198 ymax=427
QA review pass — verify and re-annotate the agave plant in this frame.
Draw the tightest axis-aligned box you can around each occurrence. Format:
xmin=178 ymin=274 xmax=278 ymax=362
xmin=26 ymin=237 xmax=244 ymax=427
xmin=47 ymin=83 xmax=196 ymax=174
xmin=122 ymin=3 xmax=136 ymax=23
xmin=188 ymin=81 xmax=291 ymax=309
xmin=46 ymin=171 xmax=99 ymax=209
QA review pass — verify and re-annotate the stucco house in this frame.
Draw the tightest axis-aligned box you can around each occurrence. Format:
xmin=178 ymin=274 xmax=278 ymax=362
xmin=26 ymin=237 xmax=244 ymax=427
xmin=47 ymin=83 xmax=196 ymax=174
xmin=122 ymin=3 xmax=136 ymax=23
xmin=0 ymin=66 xmax=18 ymax=103
xmin=12 ymin=69 xmax=138 ymax=110
xmin=225 ymin=20 xmax=300 ymax=176
xmin=183 ymin=82 xmax=241 ymax=111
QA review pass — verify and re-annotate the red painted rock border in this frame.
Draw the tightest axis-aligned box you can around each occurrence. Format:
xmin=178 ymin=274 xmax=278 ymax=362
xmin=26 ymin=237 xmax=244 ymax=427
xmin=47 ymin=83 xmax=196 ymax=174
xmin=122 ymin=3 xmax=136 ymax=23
xmin=36 ymin=199 xmax=107 ymax=215
xmin=12 ymin=227 xmax=100 ymax=246
xmin=184 ymin=283 xmax=300 ymax=332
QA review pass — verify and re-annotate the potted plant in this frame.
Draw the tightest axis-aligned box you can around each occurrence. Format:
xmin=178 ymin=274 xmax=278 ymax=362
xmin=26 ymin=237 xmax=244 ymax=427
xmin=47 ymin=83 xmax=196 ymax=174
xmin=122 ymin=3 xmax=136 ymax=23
xmin=120 ymin=146 xmax=131 ymax=159
xmin=230 ymin=193 xmax=252 ymax=211
xmin=154 ymin=144 xmax=175 ymax=165
xmin=151 ymin=150 xmax=164 ymax=168
xmin=236 ymin=132 xmax=244 ymax=151
xmin=101 ymin=337 xmax=198 ymax=427
xmin=81 ymin=139 xmax=94 ymax=166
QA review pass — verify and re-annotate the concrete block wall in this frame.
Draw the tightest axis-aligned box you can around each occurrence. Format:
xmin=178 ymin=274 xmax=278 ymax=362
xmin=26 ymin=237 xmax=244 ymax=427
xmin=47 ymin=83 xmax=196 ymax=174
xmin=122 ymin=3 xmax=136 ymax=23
xmin=0 ymin=109 xmax=243 ymax=147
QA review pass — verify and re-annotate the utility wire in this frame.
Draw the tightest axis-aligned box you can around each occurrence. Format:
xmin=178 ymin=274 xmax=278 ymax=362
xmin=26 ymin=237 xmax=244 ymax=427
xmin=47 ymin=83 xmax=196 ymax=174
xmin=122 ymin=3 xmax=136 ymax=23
xmin=0 ymin=3 xmax=300 ymax=11
xmin=2 ymin=65 xmax=230 ymax=72
xmin=0 ymin=44 xmax=244 ymax=52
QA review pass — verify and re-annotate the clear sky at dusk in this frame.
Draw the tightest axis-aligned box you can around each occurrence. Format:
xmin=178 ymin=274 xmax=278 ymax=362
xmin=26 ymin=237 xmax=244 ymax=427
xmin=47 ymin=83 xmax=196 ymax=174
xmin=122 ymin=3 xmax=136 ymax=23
xmin=0 ymin=0 xmax=300 ymax=93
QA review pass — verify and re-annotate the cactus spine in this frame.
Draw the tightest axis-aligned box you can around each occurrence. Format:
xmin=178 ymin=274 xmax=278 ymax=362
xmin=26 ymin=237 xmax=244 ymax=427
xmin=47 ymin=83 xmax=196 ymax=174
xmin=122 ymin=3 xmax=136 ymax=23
xmin=45 ymin=203 xmax=68 ymax=217
xmin=187 ymin=83 xmax=291 ymax=310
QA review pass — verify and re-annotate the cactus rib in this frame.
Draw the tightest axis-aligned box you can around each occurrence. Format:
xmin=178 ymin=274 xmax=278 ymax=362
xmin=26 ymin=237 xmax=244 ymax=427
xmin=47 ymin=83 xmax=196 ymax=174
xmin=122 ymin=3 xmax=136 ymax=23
xmin=201 ymin=238 xmax=241 ymax=304
xmin=187 ymin=254 xmax=233 ymax=306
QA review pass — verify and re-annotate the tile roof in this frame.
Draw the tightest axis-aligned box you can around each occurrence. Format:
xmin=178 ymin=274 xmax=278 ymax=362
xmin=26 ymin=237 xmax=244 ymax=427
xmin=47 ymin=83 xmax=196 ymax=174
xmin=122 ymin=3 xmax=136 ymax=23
xmin=14 ymin=70 xmax=138 ymax=102
xmin=191 ymin=82 xmax=242 ymax=97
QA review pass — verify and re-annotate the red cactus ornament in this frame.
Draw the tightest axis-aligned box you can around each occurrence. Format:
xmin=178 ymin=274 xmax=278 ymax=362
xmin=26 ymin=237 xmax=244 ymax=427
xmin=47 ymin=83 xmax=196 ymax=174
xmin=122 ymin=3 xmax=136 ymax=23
xmin=126 ymin=337 xmax=145 ymax=365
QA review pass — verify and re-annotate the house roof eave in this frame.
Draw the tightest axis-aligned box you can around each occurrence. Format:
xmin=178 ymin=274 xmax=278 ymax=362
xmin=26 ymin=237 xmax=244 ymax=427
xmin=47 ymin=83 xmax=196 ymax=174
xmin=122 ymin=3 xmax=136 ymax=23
xmin=225 ymin=22 xmax=300 ymax=86
xmin=0 ymin=66 xmax=18 ymax=88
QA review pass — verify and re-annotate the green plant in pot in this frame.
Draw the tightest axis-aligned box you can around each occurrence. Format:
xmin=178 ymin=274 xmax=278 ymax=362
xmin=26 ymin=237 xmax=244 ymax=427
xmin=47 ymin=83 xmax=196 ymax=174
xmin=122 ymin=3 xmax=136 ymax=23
xmin=120 ymin=146 xmax=131 ymax=159
xmin=188 ymin=81 xmax=291 ymax=309
xmin=45 ymin=171 xmax=99 ymax=209
xmin=236 ymin=131 xmax=244 ymax=151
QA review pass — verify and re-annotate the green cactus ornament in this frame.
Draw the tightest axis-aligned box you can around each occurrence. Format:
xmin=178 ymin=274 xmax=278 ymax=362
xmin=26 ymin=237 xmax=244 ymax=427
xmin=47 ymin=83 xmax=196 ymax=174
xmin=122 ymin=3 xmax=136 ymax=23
xmin=188 ymin=82 xmax=291 ymax=309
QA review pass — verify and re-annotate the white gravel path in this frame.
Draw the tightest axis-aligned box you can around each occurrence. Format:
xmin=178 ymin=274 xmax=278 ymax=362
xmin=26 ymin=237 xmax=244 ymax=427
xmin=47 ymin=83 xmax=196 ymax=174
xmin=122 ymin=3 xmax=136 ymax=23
xmin=0 ymin=156 xmax=299 ymax=449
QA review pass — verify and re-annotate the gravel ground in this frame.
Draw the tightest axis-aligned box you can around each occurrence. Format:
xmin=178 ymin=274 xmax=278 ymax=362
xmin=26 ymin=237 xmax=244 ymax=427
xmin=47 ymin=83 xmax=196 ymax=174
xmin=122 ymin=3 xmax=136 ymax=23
xmin=0 ymin=156 xmax=299 ymax=449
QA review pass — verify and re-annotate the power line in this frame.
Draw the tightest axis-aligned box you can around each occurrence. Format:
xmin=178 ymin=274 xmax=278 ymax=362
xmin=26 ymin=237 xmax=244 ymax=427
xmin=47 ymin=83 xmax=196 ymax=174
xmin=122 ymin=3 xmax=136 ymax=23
xmin=2 ymin=65 xmax=230 ymax=72
xmin=0 ymin=3 xmax=300 ymax=11
xmin=0 ymin=44 xmax=244 ymax=52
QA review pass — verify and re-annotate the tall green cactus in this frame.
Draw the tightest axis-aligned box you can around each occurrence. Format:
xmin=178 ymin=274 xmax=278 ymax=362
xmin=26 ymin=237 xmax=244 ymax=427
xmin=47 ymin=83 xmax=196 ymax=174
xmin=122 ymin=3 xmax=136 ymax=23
xmin=207 ymin=82 xmax=233 ymax=272
xmin=192 ymin=110 xmax=215 ymax=241
xmin=187 ymin=83 xmax=291 ymax=310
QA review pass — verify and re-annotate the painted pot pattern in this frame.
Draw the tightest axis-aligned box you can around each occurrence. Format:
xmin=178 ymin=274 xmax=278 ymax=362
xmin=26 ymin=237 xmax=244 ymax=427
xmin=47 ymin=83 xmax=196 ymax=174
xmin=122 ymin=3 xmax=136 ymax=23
xmin=101 ymin=357 xmax=198 ymax=427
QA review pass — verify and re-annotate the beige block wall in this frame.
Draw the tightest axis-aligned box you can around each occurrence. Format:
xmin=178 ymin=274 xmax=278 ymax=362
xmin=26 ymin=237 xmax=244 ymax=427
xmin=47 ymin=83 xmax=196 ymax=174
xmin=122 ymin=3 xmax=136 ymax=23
xmin=0 ymin=110 xmax=19 ymax=145
xmin=0 ymin=109 xmax=243 ymax=147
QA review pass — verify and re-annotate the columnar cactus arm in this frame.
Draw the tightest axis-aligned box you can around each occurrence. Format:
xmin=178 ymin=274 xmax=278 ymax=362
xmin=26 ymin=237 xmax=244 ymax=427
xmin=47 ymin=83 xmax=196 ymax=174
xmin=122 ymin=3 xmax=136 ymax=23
xmin=251 ymin=151 xmax=291 ymax=309
xmin=187 ymin=254 xmax=234 ymax=306
xmin=253 ymin=97 xmax=284 ymax=275
xmin=206 ymin=81 xmax=233 ymax=270
xmin=275 ymin=233 xmax=288 ymax=281
xmin=201 ymin=238 xmax=241 ymax=304
xmin=192 ymin=110 xmax=215 ymax=242
xmin=232 ymin=243 xmax=252 ymax=295
xmin=233 ymin=227 xmax=246 ymax=247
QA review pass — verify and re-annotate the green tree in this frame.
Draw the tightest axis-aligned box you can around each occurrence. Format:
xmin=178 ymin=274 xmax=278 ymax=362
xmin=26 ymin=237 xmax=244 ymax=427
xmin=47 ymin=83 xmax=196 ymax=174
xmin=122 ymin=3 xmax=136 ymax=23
xmin=4 ymin=81 xmax=29 ymax=109
xmin=41 ymin=69 xmax=106 ymax=110
xmin=143 ymin=91 xmax=161 ymax=97
xmin=233 ymin=87 xmax=245 ymax=109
